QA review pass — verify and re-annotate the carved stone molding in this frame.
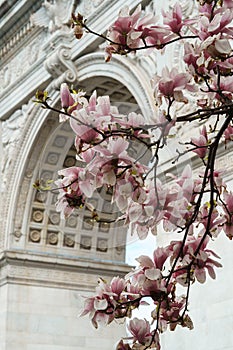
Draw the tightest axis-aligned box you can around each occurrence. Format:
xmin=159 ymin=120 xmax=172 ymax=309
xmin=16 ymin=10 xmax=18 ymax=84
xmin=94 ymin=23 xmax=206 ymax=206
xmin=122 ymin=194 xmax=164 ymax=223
xmin=12 ymin=118 xmax=57 ymax=245
xmin=1 ymin=101 xmax=35 ymax=192
xmin=75 ymin=0 xmax=109 ymax=18
xmin=0 ymin=97 xmax=58 ymax=251
xmin=0 ymin=102 xmax=35 ymax=247
xmin=75 ymin=52 xmax=155 ymax=118
xmin=44 ymin=42 xmax=78 ymax=89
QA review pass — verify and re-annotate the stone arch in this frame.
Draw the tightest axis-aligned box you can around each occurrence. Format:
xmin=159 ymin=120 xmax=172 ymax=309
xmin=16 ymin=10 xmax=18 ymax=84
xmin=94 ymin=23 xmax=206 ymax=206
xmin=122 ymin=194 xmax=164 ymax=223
xmin=75 ymin=52 xmax=155 ymax=117
xmin=5 ymin=51 xmax=155 ymax=259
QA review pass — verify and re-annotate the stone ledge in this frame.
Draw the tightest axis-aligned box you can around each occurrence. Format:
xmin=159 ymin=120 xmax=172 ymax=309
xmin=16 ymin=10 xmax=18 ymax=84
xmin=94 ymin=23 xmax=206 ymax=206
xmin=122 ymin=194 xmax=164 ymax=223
xmin=0 ymin=250 xmax=132 ymax=290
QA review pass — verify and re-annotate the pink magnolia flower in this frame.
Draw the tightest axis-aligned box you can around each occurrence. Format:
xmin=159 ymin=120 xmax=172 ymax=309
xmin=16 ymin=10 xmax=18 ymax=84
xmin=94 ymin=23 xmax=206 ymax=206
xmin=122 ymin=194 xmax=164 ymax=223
xmin=135 ymin=255 xmax=161 ymax=281
xmin=55 ymin=166 xmax=95 ymax=218
xmin=224 ymin=191 xmax=233 ymax=214
xmin=128 ymin=318 xmax=152 ymax=345
xmin=159 ymin=297 xmax=191 ymax=331
xmin=80 ymin=295 xmax=114 ymax=328
xmin=80 ymin=277 xmax=124 ymax=328
xmin=153 ymin=246 xmax=171 ymax=270
xmin=69 ymin=92 xmax=120 ymax=150
xmin=113 ymin=164 xmax=148 ymax=212
xmin=133 ymin=246 xmax=171 ymax=287
xmin=105 ymin=4 xmax=172 ymax=57
xmin=223 ymin=222 xmax=233 ymax=240
xmin=92 ymin=138 xmax=133 ymax=187
xmin=162 ymin=3 xmax=184 ymax=34
xmin=218 ymin=56 xmax=233 ymax=73
xmin=198 ymin=204 xmax=225 ymax=238
xmin=152 ymin=67 xmax=196 ymax=105
xmin=107 ymin=5 xmax=142 ymax=47
xmin=128 ymin=249 xmax=168 ymax=299
xmin=110 ymin=276 xmax=126 ymax=297
xmin=208 ymin=74 xmax=233 ymax=102
xmin=105 ymin=4 xmax=157 ymax=59
xmin=116 ymin=340 xmax=131 ymax=350
xmin=162 ymin=166 xmax=199 ymax=231
xmin=205 ymin=36 xmax=232 ymax=59
xmin=59 ymin=84 xmax=88 ymax=121
xmin=114 ymin=180 xmax=133 ymax=212
xmin=55 ymin=167 xmax=83 ymax=218
xmin=141 ymin=278 xmax=167 ymax=298
xmin=183 ymin=41 xmax=212 ymax=77
xmin=176 ymin=165 xmax=196 ymax=202
xmin=222 ymin=191 xmax=233 ymax=239
xmin=70 ymin=91 xmax=115 ymax=132
xmin=170 ymin=237 xmax=222 ymax=284
xmin=137 ymin=25 xmax=173 ymax=49
xmin=188 ymin=9 xmax=233 ymax=41
xmin=60 ymin=83 xmax=74 ymax=109
xmin=126 ymin=189 xmax=159 ymax=238
xmin=184 ymin=33 xmax=232 ymax=78
xmin=191 ymin=126 xmax=208 ymax=159
xmin=212 ymin=169 xmax=226 ymax=190
xmin=163 ymin=195 xmax=190 ymax=231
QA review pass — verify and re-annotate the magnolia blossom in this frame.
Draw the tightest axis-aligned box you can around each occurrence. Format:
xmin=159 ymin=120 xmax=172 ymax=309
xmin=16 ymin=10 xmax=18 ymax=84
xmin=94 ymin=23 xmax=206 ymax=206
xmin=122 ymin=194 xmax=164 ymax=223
xmin=105 ymin=4 xmax=174 ymax=59
xmin=128 ymin=318 xmax=152 ymax=345
xmin=59 ymin=83 xmax=87 ymax=121
xmin=55 ymin=166 xmax=95 ymax=218
xmin=188 ymin=7 xmax=233 ymax=41
xmin=211 ymin=75 xmax=233 ymax=101
xmin=224 ymin=124 xmax=233 ymax=143
xmin=222 ymin=191 xmax=233 ymax=239
xmin=152 ymin=67 xmax=197 ymax=106
xmin=80 ymin=277 xmax=129 ymax=328
xmin=183 ymin=41 xmax=211 ymax=78
xmin=162 ymin=3 xmax=184 ymax=34
xmin=191 ymin=126 xmax=208 ymax=159
xmin=198 ymin=204 xmax=225 ymax=238
xmin=170 ymin=237 xmax=222 ymax=284
xmin=107 ymin=5 xmax=142 ymax=47
xmin=157 ymin=297 xmax=192 ymax=331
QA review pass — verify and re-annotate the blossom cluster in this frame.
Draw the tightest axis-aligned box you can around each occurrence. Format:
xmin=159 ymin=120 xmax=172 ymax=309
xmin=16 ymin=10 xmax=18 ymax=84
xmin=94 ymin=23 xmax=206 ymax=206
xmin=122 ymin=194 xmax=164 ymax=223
xmin=80 ymin=237 xmax=221 ymax=349
xmin=54 ymin=82 xmax=233 ymax=350
xmin=56 ymin=84 xmax=233 ymax=242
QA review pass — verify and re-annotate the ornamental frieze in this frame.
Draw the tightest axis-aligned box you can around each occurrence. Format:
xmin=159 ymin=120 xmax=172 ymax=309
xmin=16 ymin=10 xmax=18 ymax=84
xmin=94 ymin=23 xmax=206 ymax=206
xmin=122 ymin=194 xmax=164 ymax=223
xmin=0 ymin=32 xmax=46 ymax=96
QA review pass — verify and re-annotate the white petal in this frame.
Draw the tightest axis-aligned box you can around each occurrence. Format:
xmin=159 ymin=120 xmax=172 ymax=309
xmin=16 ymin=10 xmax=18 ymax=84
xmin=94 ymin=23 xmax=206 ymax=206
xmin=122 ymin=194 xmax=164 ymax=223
xmin=145 ymin=268 xmax=161 ymax=280
xmin=94 ymin=299 xmax=108 ymax=311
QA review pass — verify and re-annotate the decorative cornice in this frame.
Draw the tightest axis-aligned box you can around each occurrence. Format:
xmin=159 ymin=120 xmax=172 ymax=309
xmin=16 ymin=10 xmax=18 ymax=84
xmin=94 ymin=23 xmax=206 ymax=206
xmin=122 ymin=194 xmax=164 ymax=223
xmin=0 ymin=21 xmax=34 ymax=60
xmin=0 ymin=250 xmax=131 ymax=290
xmin=0 ymin=0 xmax=43 ymax=60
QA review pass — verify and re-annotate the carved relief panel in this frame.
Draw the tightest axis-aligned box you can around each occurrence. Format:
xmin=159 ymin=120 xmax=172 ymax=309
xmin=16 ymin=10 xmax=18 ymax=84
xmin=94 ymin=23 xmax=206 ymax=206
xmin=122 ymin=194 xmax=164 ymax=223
xmin=0 ymin=30 xmax=47 ymax=96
